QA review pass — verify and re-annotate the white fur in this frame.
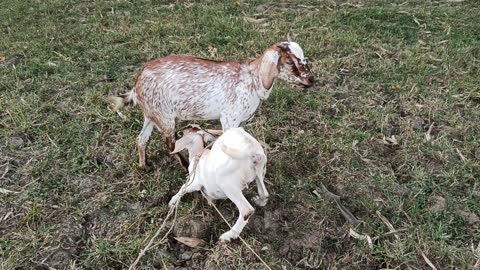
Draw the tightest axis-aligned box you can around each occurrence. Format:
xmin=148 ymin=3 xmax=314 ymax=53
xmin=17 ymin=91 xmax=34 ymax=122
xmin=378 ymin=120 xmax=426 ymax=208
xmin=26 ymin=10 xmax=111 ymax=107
xmin=169 ymin=127 xmax=268 ymax=241
xmin=288 ymin=42 xmax=306 ymax=63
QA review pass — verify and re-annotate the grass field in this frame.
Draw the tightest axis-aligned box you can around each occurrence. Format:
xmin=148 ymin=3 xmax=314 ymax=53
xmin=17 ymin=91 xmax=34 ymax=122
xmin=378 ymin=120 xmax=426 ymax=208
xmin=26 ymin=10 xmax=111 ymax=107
xmin=1 ymin=0 xmax=479 ymax=269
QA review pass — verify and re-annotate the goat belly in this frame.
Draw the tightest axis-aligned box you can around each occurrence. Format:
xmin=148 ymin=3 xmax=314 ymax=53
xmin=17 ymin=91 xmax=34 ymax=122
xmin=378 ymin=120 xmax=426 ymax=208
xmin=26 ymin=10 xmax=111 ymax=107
xmin=173 ymin=90 xmax=225 ymax=120
xmin=202 ymin=186 xmax=227 ymax=200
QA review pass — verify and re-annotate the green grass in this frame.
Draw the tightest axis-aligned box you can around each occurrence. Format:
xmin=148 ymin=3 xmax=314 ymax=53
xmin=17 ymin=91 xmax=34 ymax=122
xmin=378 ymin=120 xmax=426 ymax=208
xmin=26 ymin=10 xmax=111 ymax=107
xmin=1 ymin=0 xmax=479 ymax=269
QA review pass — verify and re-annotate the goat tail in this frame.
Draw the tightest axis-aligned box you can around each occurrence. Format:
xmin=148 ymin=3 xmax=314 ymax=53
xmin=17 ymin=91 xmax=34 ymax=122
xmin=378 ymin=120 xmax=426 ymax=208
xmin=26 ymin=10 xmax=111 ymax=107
xmin=108 ymin=88 xmax=136 ymax=111
xmin=220 ymin=144 xmax=250 ymax=159
xmin=221 ymin=143 xmax=266 ymax=164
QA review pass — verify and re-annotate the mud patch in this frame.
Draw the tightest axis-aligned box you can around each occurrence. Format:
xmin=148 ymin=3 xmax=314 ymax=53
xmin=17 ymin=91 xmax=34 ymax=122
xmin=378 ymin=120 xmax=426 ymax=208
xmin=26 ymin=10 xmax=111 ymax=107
xmin=429 ymin=195 xmax=446 ymax=213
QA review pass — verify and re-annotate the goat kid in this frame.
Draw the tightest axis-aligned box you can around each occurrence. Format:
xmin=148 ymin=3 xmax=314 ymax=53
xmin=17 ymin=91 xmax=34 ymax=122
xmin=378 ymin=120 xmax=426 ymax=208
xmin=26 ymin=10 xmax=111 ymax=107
xmin=110 ymin=38 xmax=314 ymax=169
xmin=168 ymin=126 xmax=268 ymax=241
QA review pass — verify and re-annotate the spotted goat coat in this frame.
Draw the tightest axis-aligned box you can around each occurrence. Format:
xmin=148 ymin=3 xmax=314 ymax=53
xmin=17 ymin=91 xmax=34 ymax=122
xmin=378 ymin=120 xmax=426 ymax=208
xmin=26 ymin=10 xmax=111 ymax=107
xmin=111 ymin=41 xmax=314 ymax=168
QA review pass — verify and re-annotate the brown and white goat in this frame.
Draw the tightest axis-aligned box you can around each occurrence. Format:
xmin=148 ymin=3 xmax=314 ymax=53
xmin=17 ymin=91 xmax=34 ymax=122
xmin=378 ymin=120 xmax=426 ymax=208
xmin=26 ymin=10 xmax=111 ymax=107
xmin=110 ymin=39 xmax=314 ymax=168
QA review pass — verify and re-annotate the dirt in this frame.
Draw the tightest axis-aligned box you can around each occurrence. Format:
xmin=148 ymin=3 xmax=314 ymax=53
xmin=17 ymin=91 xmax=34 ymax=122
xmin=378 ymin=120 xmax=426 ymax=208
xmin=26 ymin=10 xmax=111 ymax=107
xmin=458 ymin=210 xmax=479 ymax=226
xmin=173 ymin=215 xmax=213 ymax=239
xmin=6 ymin=136 xmax=25 ymax=148
xmin=429 ymin=195 xmax=447 ymax=213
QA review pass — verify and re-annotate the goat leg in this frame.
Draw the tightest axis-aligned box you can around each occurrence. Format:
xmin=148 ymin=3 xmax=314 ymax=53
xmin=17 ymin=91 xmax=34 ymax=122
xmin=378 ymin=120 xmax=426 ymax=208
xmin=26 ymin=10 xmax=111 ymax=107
xmin=137 ymin=118 xmax=155 ymax=168
xmin=253 ymin=157 xmax=268 ymax=207
xmin=169 ymin=182 xmax=202 ymax=207
xmin=219 ymin=187 xmax=254 ymax=241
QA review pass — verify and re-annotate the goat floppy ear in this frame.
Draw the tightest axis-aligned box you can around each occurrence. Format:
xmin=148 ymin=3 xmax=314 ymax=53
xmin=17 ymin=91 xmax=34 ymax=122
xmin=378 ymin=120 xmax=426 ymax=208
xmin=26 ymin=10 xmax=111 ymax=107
xmin=276 ymin=42 xmax=289 ymax=51
xmin=199 ymin=130 xmax=217 ymax=144
xmin=287 ymin=33 xmax=293 ymax=42
xmin=259 ymin=50 xmax=280 ymax=90
xmin=171 ymin=136 xmax=192 ymax=154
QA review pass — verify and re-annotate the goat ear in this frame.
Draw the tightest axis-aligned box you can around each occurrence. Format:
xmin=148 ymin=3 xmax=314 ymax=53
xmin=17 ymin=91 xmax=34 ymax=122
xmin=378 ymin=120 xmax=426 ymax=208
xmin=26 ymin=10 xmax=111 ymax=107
xmin=199 ymin=131 xmax=217 ymax=143
xmin=287 ymin=32 xmax=293 ymax=42
xmin=171 ymin=136 xmax=192 ymax=154
xmin=259 ymin=50 xmax=280 ymax=90
xmin=276 ymin=42 xmax=288 ymax=51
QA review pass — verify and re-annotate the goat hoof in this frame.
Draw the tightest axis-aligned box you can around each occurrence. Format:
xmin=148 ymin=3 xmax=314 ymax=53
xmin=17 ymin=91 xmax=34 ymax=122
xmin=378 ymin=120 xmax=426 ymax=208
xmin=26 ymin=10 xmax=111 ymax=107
xmin=219 ymin=230 xmax=238 ymax=242
xmin=252 ymin=196 xmax=267 ymax=207
xmin=138 ymin=162 xmax=153 ymax=171
xmin=168 ymin=195 xmax=180 ymax=207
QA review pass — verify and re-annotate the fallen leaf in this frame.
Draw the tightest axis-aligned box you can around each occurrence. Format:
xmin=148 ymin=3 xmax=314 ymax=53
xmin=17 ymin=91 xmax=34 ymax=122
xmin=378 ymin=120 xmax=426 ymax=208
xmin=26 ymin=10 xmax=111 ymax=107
xmin=455 ymin=148 xmax=467 ymax=162
xmin=0 ymin=56 xmax=5 ymax=62
xmin=420 ymin=250 xmax=438 ymax=270
xmin=425 ymin=122 xmax=434 ymax=142
xmin=243 ymin=17 xmax=266 ymax=24
xmin=174 ymin=237 xmax=206 ymax=248
xmin=208 ymin=45 xmax=218 ymax=58
xmin=428 ymin=54 xmax=443 ymax=62
xmin=376 ymin=210 xmax=400 ymax=240
xmin=382 ymin=135 xmax=399 ymax=145
xmin=349 ymin=228 xmax=373 ymax=249
xmin=0 ymin=188 xmax=19 ymax=194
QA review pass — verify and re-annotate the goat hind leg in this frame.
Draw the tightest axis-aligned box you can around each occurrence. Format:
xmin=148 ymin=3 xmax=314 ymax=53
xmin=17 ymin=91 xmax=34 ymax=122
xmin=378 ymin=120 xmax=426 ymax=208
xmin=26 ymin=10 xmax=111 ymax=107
xmin=253 ymin=159 xmax=268 ymax=207
xmin=219 ymin=187 xmax=254 ymax=241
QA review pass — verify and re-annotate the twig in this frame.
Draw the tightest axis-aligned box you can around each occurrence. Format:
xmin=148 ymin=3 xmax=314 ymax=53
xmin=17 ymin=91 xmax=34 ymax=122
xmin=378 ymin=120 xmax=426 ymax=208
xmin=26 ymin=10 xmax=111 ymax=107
xmin=335 ymin=201 xmax=360 ymax=226
xmin=425 ymin=122 xmax=434 ymax=142
xmin=315 ymin=184 xmax=360 ymax=225
xmin=372 ymin=228 xmax=409 ymax=241
xmin=1 ymin=165 xmax=9 ymax=179
xmin=455 ymin=148 xmax=467 ymax=162
xmin=0 ymin=187 xmax=19 ymax=194
xmin=420 ymin=250 xmax=438 ymax=270
xmin=376 ymin=211 xmax=400 ymax=240
xmin=320 ymin=183 xmax=340 ymax=201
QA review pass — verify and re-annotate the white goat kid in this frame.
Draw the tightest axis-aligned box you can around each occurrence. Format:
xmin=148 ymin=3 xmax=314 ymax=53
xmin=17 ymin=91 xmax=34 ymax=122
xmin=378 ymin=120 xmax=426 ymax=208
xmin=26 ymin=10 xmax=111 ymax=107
xmin=110 ymin=38 xmax=314 ymax=169
xmin=168 ymin=126 xmax=268 ymax=241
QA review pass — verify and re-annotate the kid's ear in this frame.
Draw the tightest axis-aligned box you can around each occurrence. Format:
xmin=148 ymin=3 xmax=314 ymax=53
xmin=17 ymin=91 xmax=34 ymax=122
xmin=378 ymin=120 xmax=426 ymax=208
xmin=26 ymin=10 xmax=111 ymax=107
xmin=171 ymin=136 xmax=192 ymax=154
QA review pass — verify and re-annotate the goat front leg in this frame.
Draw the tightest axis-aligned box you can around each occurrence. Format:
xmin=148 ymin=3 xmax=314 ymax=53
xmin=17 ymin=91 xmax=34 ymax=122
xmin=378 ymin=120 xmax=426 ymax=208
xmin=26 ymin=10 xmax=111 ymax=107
xmin=169 ymin=181 xmax=202 ymax=207
xmin=219 ymin=187 xmax=254 ymax=241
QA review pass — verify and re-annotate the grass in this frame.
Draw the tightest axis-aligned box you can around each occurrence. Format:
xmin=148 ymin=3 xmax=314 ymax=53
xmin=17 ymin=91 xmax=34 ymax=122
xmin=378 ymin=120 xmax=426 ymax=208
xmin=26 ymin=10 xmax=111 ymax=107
xmin=1 ymin=0 xmax=479 ymax=269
